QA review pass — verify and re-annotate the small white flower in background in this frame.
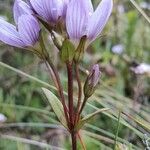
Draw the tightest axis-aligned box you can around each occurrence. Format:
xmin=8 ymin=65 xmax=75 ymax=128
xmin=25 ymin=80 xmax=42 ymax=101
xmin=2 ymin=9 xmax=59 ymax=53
xmin=140 ymin=2 xmax=150 ymax=10
xmin=117 ymin=5 xmax=125 ymax=14
xmin=131 ymin=63 xmax=150 ymax=75
xmin=0 ymin=113 xmax=7 ymax=123
xmin=112 ymin=44 xmax=124 ymax=55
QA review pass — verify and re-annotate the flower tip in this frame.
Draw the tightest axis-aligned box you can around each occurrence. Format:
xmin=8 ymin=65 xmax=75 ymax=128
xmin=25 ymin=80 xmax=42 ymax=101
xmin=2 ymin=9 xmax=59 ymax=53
xmin=18 ymin=14 xmax=40 ymax=47
xmin=90 ymin=64 xmax=101 ymax=86
xmin=84 ymin=64 xmax=101 ymax=98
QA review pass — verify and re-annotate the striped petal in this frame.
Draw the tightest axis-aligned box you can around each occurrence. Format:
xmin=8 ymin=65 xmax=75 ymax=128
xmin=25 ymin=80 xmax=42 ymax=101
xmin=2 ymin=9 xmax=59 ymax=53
xmin=0 ymin=19 xmax=24 ymax=47
xmin=30 ymin=0 xmax=65 ymax=23
xmin=87 ymin=0 xmax=113 ymax=41
xmin=61 ymin=0 xmax=70 ymax=18
xmin=66 ymin=0 xmax=93 ymax=42
xmin=18 ymin=15 xmax=40 ymax=46
xmin=13 ymin=0 xmax=33 ymax=24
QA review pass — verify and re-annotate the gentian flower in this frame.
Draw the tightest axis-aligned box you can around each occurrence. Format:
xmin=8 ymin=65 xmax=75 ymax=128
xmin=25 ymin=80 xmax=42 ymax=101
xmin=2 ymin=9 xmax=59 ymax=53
xmin=30 ymin=0 xmax=69 ymax=23
xmin=66 ymin=0 xmax=113 ymax=45
xmin=0 ymin=0 xmax=40 ymax=48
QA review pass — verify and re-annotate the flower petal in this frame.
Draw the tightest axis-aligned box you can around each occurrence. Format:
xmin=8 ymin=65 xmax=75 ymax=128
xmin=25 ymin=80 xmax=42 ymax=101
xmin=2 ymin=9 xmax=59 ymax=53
xmin=61 ymin=0 xmax=70 ymax=18
xmin=87 ymin=0 xmax=113 ymax=41
xmin=66 ymin=0 xmax=93 ymax=41
xmin=0 ymin=19 xmax=24 ymax=47
xmin=13 ymin=0 xmax=33 ymax=24
xmin=18 ymin=15 xmax=40 ymax=46
xmin=30 ymin=0 xmax=64 ymax=22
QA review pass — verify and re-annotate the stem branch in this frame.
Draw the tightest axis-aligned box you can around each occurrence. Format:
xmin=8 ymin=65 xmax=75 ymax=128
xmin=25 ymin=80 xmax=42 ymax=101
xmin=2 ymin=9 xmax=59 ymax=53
xmin=75 ymin=64 xmax=82 ymax=124
xmin=78 ymin=96 xmax=88 ymax=116
xmin=45 ymin=56 xmax=69 ymax=125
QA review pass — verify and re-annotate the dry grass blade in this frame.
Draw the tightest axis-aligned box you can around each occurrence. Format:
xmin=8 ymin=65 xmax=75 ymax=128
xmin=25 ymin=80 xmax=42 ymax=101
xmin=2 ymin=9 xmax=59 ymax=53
xmin=130 ymin=0 xmax=150 ymax=24
xmin=0 ymin=134 xmax=66 ymax=150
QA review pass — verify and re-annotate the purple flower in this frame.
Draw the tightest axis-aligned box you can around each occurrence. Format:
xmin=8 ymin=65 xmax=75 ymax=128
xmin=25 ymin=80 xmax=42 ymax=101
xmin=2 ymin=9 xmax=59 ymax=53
xmin=0 ymin=0 xmax=40 ymax=48
xmin=66 ymin=0 xmax=113 ymax=44
xmin=13 ymin=0 xmax=33 ymax=24
xmin=30 ymin=0 xmax=69 ymax=23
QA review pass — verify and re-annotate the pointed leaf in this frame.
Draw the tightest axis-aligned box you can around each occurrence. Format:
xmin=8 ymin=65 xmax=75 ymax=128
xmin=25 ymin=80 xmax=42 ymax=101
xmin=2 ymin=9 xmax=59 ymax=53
xmin=42 ymin=88 xmax=67 ymax=128
xmin=76 ymin=108 xmax=110 ymax=130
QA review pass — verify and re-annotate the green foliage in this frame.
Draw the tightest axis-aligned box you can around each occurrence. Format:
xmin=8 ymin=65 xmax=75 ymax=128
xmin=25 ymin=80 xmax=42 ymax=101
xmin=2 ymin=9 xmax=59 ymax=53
xmin=0 ymin=0 xmax=150 ymax=149
xmin=42 ymin=88 xmax=68 ymax=128
xmin=76 ymin=108 xmax=110 ymax=130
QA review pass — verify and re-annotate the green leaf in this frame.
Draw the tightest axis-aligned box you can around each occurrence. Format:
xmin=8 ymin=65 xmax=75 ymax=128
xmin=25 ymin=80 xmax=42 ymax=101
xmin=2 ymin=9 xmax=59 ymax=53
xmin=60 ymin=39 xmax=75 ymax=62
xmin=76 ymin=108 xmax=110 ymax=130
xmin=42 ymin=88 xmax=67 ymax=128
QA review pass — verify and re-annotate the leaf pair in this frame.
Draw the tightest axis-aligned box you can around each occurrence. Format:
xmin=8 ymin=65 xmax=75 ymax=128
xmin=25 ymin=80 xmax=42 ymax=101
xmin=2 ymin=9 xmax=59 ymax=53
xmin=42 ymin=88 xmax=110 ymax=131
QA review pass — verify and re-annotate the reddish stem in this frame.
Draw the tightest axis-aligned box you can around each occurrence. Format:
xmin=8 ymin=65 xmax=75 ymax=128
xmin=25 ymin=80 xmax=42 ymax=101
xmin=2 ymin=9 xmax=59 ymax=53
xmin=78 ymin=96 xmax=88 ymax=116
xmin=71 ymin=131 xmax=77 ymax=150
xmin=45 ymin=57 xmax=69 ymax=125
xmin=75 ymin=64 xmax=82 ymax=124
xmin=66 ymin=62 xmax=74 ymax=128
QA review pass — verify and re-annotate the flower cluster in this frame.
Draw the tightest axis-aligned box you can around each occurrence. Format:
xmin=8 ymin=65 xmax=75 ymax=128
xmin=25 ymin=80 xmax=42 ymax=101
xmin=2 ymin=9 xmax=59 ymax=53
xmin=0 ymin=1 xmax=113 ymax=148
xmin=0 ymin=0 xmax=113 ymax=51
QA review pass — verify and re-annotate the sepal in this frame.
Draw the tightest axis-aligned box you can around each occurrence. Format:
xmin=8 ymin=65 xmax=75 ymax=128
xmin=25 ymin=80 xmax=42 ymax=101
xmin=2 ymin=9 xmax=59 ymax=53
xmin=74 ymin=36 xmax=87 ymax=63
xmin=60 ymin=39 xmax=76 ymax=62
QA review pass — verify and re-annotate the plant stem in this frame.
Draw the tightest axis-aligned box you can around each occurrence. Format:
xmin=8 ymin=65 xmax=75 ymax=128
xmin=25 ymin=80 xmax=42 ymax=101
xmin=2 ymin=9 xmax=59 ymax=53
xmin=71 ymin=131 xmax=77 ymax=150
xmin=45 ymin=56 xmax=69 ymax=125
xmin=78 ymin=96 xmax=88 ymax=116
xmin=66 ymin=62 xmax=74 ymax=128
xmin=45 ymin=61 xmax=58 ymax=88
xmin=75 ymin=64 xmax=82 ymax=124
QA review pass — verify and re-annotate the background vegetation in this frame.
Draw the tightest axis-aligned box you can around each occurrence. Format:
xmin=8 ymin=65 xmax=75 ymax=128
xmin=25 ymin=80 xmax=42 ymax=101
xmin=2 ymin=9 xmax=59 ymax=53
xmin=0 ymin=0 xmax=150 ymax=149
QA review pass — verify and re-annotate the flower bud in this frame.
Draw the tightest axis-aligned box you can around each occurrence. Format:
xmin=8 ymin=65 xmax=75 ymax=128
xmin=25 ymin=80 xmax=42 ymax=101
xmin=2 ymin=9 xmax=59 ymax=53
xmin=84 ymin=64 xmax=101 ymax=98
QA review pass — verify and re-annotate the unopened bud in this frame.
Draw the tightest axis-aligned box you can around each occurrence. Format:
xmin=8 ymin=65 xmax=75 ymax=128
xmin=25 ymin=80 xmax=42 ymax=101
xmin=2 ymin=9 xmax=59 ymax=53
xmin=84 ymin=64 xmax=101 ymax=98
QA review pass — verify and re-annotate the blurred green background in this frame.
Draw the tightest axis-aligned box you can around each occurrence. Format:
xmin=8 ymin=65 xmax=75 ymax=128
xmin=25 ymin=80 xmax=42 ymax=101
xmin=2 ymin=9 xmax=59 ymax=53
xmin=0 ymin=0 xmax=150 ymax=149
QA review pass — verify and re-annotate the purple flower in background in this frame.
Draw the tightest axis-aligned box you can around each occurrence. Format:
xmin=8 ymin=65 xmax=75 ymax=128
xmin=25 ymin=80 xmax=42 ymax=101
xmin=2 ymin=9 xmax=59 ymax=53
xmin=30 ymin=0 xmax=69 ymax=23
xmin=112 ymin=44 xmax=124 ymax=55
xmin=66 ymin=0 xmax=113 ymax=44
xmin=131 ymin=63 xmax=150 ymax=75
xmin=0 ymin=0 xmax=40 ymax=48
